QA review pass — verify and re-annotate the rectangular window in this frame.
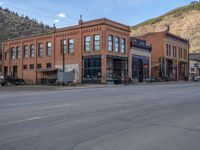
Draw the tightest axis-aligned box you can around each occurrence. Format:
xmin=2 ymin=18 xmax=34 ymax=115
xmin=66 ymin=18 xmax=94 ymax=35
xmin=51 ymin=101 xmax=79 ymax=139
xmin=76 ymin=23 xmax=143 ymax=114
xmin=184 ymin=49 xmax=187 ymax=59
xmin=115 ymin=37 xmax=120 ymax=53
xmin=84 ymin=36 xmax=91 ymax=52
xmin=11 ymin=48 xmax=15 ymax=59
xmin=16 ymin=47 xmax=21 ymax=59
xmin=68 ymin=39 xmax=74 ymax=54
xmin=24 ymin=45 xmax=28 ymax=58
xmin=94 ymin=35 xmax=100 ymax=51
xmin=30 ymin=64 xmax=34 ymax=70
xmin=166 ymin=44 xmax=169 ymax=56
xmin=46 ymin=63 xmax=52 ymax=69
xmin=38 ymin=43 xmax=43 ymax=57
xmin=37 ymin=64 xmax=42 ymax=69
xmin=174 ymin=46 xmax=177 ymax=57
xmin=46 ymin=42 xmax=52 ymax=56
xmin=23 ymin=65 xmax=28 ymax=70
xmin=169 ymin=45 xmax=171 ymax=57
xmin=30 ymin=44 xmax=35 ymax=58
xmin=108 ymin=35 xmax=113 ymax=51
xmin=121 ymin=38 xmax=126 ymax=54
xmin=61 ymin=39 xmax=67 ymax=54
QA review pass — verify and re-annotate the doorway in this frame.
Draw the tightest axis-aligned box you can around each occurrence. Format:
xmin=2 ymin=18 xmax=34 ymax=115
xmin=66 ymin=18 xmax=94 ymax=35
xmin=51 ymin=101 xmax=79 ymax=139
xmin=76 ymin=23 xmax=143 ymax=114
xmin=13 ymin=66 xmax=18 ymax=77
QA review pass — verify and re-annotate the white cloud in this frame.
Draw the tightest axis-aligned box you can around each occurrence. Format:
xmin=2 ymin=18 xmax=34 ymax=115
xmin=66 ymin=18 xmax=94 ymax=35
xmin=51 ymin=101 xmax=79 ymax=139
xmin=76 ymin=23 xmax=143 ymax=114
xmin=54 ymin=19 xmax=60 ymax=23
xmin=58 ymin=12 xmax=66 ymax=18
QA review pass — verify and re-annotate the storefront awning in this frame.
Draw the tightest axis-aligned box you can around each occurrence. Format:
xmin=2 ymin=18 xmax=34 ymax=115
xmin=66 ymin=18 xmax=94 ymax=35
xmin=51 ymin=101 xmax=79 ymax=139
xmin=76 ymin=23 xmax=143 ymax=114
xmin=107 ymin=55 xmax=128 ymax=60
xmin=37 ymin=69 xmax=58 ymax=73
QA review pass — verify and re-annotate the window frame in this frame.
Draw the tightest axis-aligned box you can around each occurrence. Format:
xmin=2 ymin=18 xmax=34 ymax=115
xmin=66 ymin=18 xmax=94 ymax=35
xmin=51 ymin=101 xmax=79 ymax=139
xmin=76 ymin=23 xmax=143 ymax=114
xmin=115 ymin=37 xmax=120 ymax=53
xmin=84 ymin=36 xmax=91 ymax=52
xmin=30 ymin=64 xmax=34 ymax=70
xmin=46 ymin=63 xmax=52 ymax=69
xmin=108 ymin=35 xmax=113 ymax=52
xmin=16 ymin=46 xmax=21 ymax=59
xmin=30 ymin=44 xmax=35 ymax=58
xmin=11 ymin=47 xmax=15 ymax=60
xmin=61 ymin=39 xmax=67 ymax=54
xmin=121 ymin=38 xmax=126 ymax=54
xmin=94 ymin=35 xmax=100 ymax=51
xmin=46 ymin=42 xmax=52 ymax=56
xmin=38 ymin=43 xmax=43 ymax=57
xmin=68 ymin=38 xmax=74 ymax=54
xmin=23 ymin=45 xmax=28 ymax=58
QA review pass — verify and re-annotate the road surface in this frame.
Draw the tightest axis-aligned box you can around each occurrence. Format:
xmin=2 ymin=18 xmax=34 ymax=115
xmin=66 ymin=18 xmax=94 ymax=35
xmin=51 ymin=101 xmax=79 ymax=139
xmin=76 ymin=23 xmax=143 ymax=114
xmin=0 ymin=83 xmax=200 ymax=150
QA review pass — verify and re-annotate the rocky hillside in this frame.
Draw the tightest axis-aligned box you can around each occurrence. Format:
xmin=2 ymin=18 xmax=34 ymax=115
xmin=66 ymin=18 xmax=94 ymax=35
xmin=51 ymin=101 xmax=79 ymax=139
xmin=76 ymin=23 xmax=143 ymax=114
xmin=131 ymin=2 xmax=200 ymax=53
xmin=0 ymin=7 xmax=52 ymax=41
xmin=0 ymin=7 xmax=53 ymax=60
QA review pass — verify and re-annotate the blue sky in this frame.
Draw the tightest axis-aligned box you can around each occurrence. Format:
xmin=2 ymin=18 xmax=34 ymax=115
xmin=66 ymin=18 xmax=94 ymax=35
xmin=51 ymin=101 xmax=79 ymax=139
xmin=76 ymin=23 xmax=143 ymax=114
xmin=0 ymin=0 xmax=194 ymax=28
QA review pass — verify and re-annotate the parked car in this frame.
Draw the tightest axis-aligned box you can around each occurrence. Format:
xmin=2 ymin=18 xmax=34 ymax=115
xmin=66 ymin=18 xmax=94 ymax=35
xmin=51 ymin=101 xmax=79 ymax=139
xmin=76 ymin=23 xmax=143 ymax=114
xmin=195 ymin=76 xmax=200 ymax=82
xmin=0 ymin=76 xmax=25 ymax=86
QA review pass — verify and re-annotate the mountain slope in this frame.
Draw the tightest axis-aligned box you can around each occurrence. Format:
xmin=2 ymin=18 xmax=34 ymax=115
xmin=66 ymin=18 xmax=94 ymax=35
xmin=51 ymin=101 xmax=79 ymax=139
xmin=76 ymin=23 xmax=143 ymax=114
xmin=0 ymin=7 xmax=53 ymax=62
xmin=0 ymin=7 xmax=52 ymax=41
xmin=131 ymin=2 xmax=200 ymax=53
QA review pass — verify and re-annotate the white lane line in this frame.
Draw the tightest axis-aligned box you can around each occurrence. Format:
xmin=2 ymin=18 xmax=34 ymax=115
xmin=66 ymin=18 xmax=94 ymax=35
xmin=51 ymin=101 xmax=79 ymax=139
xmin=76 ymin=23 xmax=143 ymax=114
xmin=0 ymin=116 xmax=45 ymax=126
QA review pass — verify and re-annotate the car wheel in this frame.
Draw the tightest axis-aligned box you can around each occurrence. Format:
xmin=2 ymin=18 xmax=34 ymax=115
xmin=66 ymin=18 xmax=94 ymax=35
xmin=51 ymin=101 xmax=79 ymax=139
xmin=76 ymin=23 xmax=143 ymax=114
xmin=1 ymin=83 xmax=6 ymax=86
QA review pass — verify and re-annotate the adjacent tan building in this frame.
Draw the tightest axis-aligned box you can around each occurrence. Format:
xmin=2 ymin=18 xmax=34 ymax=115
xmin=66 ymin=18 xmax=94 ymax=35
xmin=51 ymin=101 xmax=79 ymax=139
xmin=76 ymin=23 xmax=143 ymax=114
xmin=137 ymin=31 xmax=189 ymax=81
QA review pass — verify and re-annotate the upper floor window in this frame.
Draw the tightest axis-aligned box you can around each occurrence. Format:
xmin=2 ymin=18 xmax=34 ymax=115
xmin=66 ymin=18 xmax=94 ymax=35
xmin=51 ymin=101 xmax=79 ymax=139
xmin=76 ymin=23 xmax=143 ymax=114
xmin=168 ymin=45 xmax=171 ymax=57
xmin=166 ymin=44 xmax=169 ymax=56
xmin=84 ymin=36 xmax=91 ymax=52
xmin=23 ymin=65 xmax=28 ymax=70
xmin=11 ymin=48 xmax=15 ymax=60
xmin=174 ymin=46 xmax=177 ymax=57
xmin=68 ymin=39 xmax=74 ymax=54
xmin=108 ymin=35 xmax=113 ymax=51
xmin=61 ymin=39 xmax=67 ymax=54
xmin=16 ymin=46 xmax=21 ymax=59
xmin=24 ymin=45 xmax=28 ymax=58
xmin=46 ymin=63 xmax=52 ymax=69
xmin=38 ymin=43 xmax=43 ymax=57
xmin=30 ymin=44 xmax=35 ymax=58
xmin=30 ymin=64 xmax=34 ymax=70
xmin=115 ymin=37 xmax=120 ymax=53
xmin=94 ymin=35 xmax=100 ymax=51
xmin=121 ymin=38 xmax=126 ymax=54
xmin=37 ymin=64 xmax=42 ymax=69
xmin=184 ymin=49 xmax=187 ymax=59
xmin=46 ymin=42 xmax=52 ymax=56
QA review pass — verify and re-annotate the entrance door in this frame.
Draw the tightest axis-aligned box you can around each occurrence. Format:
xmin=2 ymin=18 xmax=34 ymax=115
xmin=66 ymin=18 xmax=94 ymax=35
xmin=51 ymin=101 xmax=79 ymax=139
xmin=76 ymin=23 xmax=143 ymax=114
xmin=13 ymin=66 xmax=18 ymax=77
xmin=4 ymin=66 xmax=8 ymax=77
xmin=138 ymin=60 xmax=143 ymax=82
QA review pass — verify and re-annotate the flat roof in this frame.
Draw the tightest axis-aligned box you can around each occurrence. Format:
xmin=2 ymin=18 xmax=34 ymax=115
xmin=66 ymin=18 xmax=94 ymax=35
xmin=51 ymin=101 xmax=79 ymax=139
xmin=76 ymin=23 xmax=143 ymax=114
xmin=138 ymin=31 xmax=189 ymax=43
xmin=2 ymin=18 xmax=130 ymax=43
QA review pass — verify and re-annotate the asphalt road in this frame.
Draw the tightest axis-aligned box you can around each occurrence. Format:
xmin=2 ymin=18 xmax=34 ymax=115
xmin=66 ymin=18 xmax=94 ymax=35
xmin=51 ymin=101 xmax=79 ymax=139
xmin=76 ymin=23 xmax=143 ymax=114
xmin=0 ymin=83 xmax=200 ymax=150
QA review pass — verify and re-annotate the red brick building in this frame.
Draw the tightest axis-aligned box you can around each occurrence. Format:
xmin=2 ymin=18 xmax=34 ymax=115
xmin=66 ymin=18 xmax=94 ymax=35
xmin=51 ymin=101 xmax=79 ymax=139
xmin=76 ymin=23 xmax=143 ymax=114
xmin=2 ymin=18 xmax=130 ymax=84
xmin=136 ymin=31 xmax=189 ymax=81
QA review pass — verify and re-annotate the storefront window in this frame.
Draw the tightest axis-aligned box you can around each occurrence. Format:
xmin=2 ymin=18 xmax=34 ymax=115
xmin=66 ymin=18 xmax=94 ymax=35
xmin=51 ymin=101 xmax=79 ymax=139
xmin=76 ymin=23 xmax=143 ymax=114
xmin=83 ymin=57 xmax=101 ymax=82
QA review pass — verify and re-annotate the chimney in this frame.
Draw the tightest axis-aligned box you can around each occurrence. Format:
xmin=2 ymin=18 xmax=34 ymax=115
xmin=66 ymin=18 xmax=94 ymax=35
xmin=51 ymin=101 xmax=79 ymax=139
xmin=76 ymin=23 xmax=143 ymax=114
xmin=53 ymin=24 xmax=56 ymax=32
xmin=79 ymin=15 xmax=83 ymax=25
